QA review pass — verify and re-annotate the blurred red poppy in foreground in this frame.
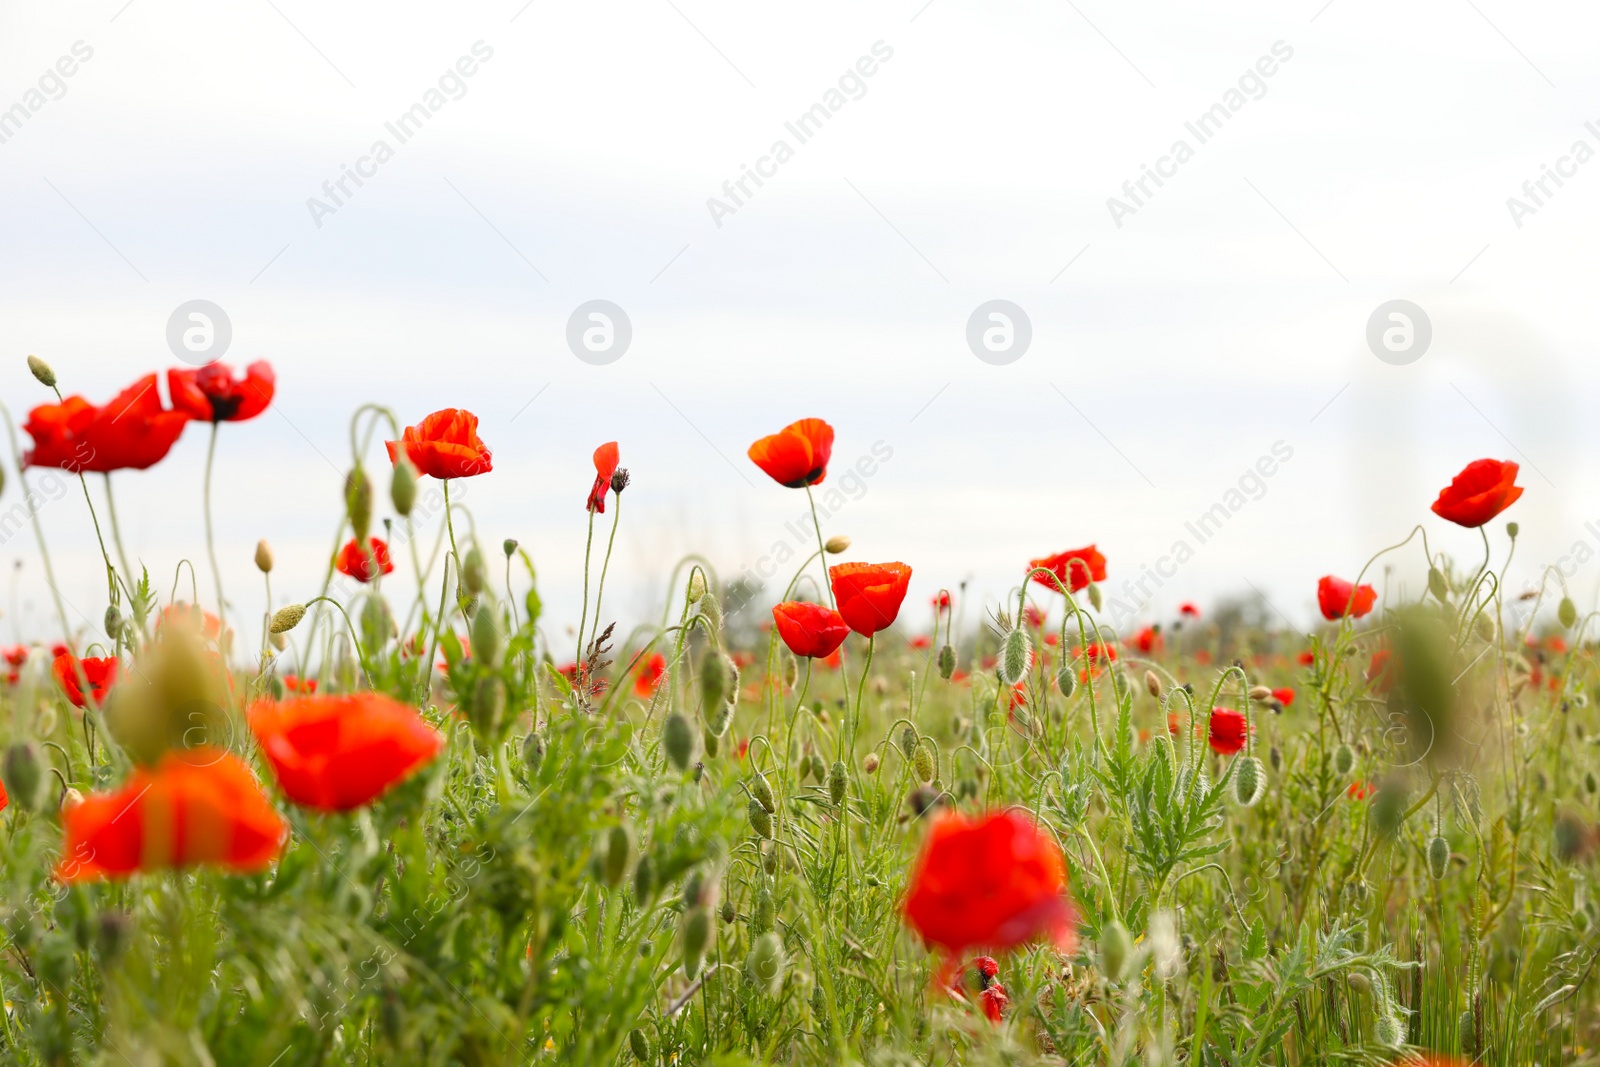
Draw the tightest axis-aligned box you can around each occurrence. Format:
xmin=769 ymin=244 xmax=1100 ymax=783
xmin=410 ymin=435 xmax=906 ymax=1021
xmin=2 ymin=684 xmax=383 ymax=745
xmin=631 ymin=651 xmax=666 ymax=697
xmin=52 ymin=653 xmax=118 ymax=708
xmin=168 ymin=361 xmax=275 ymax=422
xmin=1430 ymin=459 xmax=1523 ymax=528
xmin=1317 ymin=575 xmax=1377 ymax=620
xmin=249 ymin=693 xmax=445 ymax=812
xmin=1029 ymin=545 xmax=1106 ymax=593
xmin=386 ymin=408 xmax=492 ymax=480
xmin=335 ymin=537 xmax=395 ymax=583
xmin=772 ymin=601 xmax=850 ymax=659
xmin=747 ymin=418 xmax=833 ymax=488
xmin=24 ymin=374 xmax=190 ymax=473
xmin=1207 ymin=707 xmax=1250 ymax=755
xmin=57 ymin=749 xmax=287 ymax=882
xmin=587 ymin=441 xmax=619 ymax=513
xmin=830 ymin=562 xmax=912 ymax=637
xmin=903 ymin=808 xmax=1077 ymax=956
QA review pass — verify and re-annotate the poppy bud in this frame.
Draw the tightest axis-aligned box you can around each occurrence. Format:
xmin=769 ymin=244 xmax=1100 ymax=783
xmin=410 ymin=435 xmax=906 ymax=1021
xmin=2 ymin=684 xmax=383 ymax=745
xmin=913 ymin=745 xmax=934 ymax=783
xmin=698 ymin=592 xmax=723 ymax=636
xmin=824 ymin=535 xmax=851 ymax=554
xmin=762 ymin=843 xmax=778 ymax=875
xmin=1428 ymin=567 xmax=1449 ymax=602
xmin=1506 ymin=521 xmax=1519 ymax=539
xmin=1373 ymin=1010 xmax=1405 ymax=1048
xmin=828 ymin=760 xmax=847 ymax=806
xmin=461 ymin=546 xmax=487 ymax=597
xmin=1346 ymin=971 xmax=1372 ymax=995
xmin=687 ymin=571 xmax=707 ymax=603
xmin=1587 ymin=770 xmax=1597 ymax=795
xmin=746 ymin=931 xmax=786 ymax=996
xmin=708 ymin=700 xmax=734 ymax=739
xmin=999 ymin=627 xmax=1030 ymax=686
xmin=503 ymin=538 xmax=518 ymax=559
xmin=698 ymin=648 xmax=732 ymax=711
xmin=1087 ymin=583 xmax=1103 ymax=611
xmin=663 ymin=712 xmax=694 ymax=772
xmin=633 ymin=853 xmax=655 ymax=904
xmin=1145 ymin=670 xmax=1161 ymax=699
xmin=782 ymin=652 xmax=799 ymax=691
xmin=628 ymin=1028 xmax=653 ymax=1063
xmin=1457 ymin=1009 xmax=1476 ymax=1055
xmin=255 ymin=539 xmax=274 ymax=574
xmin=861 ymin=753 xmax=879 ymax=775
xmin=719 ymin=898 xmax=736 ymax=924
xmin=1248 ymin=685 xmax=1273 ymax=702
xmin=104 ymin=604 xmax=122 ymax=641
xmin=1333 ymin=742 xmax=1355 ymax=777
xmin=937 ymin=644 xmax=955 ymax=679
xmin=386 ymin=459 xmax=417 ymax=518
xmin=751 ymin=771 xmax=775 ymax=814
xmin=1233 ymin=756 xmax=1266 ymax=807
xmin=1560 ymin=596 xmax=1579 ymax=629
xmin=270 ymin=632 xmax=287 ymax=651
xmin=1056 ymin=666 xmax=1077 ymax=698
xmin=1371 ymin=777 xmax=1409 ymax=836
xmin=702 ymin=725 xmax=720 ymax=759
xmin=270 ymin=603 xmax=306 ymax=634
xmin=27 ymin=354 xmax=56 ymax=388
xmin=1427 ymin=834 xmax=1449 ymax=879
xmin=344 ymin=467 xmax=373 ymax=542
xmin=751 ymin=879 xmax=775 ymax=932
xmin=470 ymin=601 xmax=503 ymax=668
xmin=1269 ymin=744 xmax=1281 ymax=771
xmin=748 ymin=797 xmax=773 ymax=838
xmin=522 ymin=730 xmax=545 ymax=776
xmin=602 ymin=824 xmax=631 ymax=888
xmin=1100 ymin=920 xmax=1131 ymax=981
xmin=59 ymin=787 xmax=84 ymax=817
xmin=899 ymin=726 xmax=917 ymax=758
xmin=681 ymin=906 xmax=711 ymax=979
xmin=3 ymin=742 xmax=45 ymax=811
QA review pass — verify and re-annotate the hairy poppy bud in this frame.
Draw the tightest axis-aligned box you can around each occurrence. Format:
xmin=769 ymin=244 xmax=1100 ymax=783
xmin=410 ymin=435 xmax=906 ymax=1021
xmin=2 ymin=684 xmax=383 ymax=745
xmin=682 ymin=906 xmax=711 ymax=979
xmin=752 ymin=880 xmax=775 ymax=934
xmin=1248 ymin=685 xmax=1273 ymax=702
xmin=255 ymin=539 xmax=274 ymax=574
xmin=719 ymin=898 xmax=736 ymax=924
xmin=1374 ymin=1010 xmax=1405 ymax=1047
xmin=1234 ymin=756 xmax=1266 ymax=807
xmin=1056 ymin=666 xmax=1077 ymax=699
xmin=1346 ymin=971 xmax=1372 ymax=995
xmin=1427 ymin=834 xmax=1449 ymax=879
xmin=1560 ymin=596 xmax=1579 ymax=629
xmin=522 ymin=730 xmax=545 ymax=776
xmin=270 ymin=603 xmax=306 ymax=634
xmin=1428 ymin=567 xmax=1449 ymax=603
xmin=27 ymin=355 xmax=56 ymax=388
xmin=702 ymin=725 xmax=720 ymax=759
xmin=663 ymin=712 xmax=694 ymax=772
xmin=824 ymin=535 xmax=851 ymax=554
xmin=344 ymin=467 xmax=373 ymax=542
xmin=1088 ymin=583 xmax=1103 ymax=611
xmin=861 ymin=752 xmax=879 ymax=775
xmin=1333 ymin=742 xmax=1356 ymax=777
xmin=602 ymin=824 xmax=631 ymax=888
xmin=461 ymin=546 xmax=487 ymax=597
xmin=998 ymin=627 xmax=1030 ymax=686
xmin=104 ymin=604 xmax=122 ymax=641
xmin=746 ymin=931 xmax=786 ymax=996
xmin=1269 ymin=744 xmax=1281 ymax=771
xmin=698 ymin=648 xmax=732 ymax=711
xmin=937 ymin=644 xmax=955 ymax=679
xmin=899 ymin=726 xmax=917 ymax=758
xmin=828 ymin=760 xmax=847 ymax=806
xmin=2 ymin=742 xmax=45 ymax=812
xmin=751 ymin=771 xmax=775 ymax=814
xmin=748 ymin=797 xmax=773 ymax=839
xmin=697 ymin=592 xmax=723 ymax=636
xmin=708 ymin=700 xmax=734 ymax=739
xmin=1100 ymin=920 xmax=1131 ymax=981
xmin=389 ymin=457 xmax=418 ymax=516
xmin=628 ymin=1028 xmax=652 ymax=1063
xmin=687 ymin=571 xmax=707 ymax=603
xmin=1145 ymin=670 xmax=1161 ymax=699
xmin=633 ymin=853 xmax=655 ymax=904
xmin=913 ymin=745 xmax=934 ymax=783
xmin=470 ymin=600 xmax=502 ymax=668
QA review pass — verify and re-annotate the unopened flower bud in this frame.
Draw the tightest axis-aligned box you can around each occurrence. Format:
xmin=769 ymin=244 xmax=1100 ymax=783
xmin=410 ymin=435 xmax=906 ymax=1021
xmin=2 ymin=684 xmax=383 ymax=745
xmin=628 ymin=1028 xmax=653 ymax=1063
xmin=937 ymin=644 xmax=955 ymax=679
xmin=27 ymin=355 xmax=56 ymax=388
xmin=602 ymin=824 xmax=631 ymax=888
xmin=1145 ymin=670 xmax=1161 ymax=699
xmin=633 ymin=853 xmax=654 ymax=905
xmin=344 ymin=467 xmax=373 ymax=542
xmin=1249 ymin=685 xmax=1273 ymax=702
xmin=719 ymin=898 xmax=736 ymax=924
xmin=1346 ymin=971 xmax=1372 ymax=995
xmin=390 ymin=457 xmax=418 ymax=516
xmin=104 ymin=605 xmax=122 ymax=641
xmin=59 ymin=787 xmax=84 ymax=816
xmin=913 ymin=745 xmax=934 ymax=783
xmin=1087 ymin=583 xmax=1103 ymax=611
xmin=2 ymin=742 xmax=45 ymax=812
xmin=470 ymin=600 xmax=502 ymax=668
xmin=255 ymin=539 xmax=274 ymax=574
xmin=1100 ymin=920 xmax=1132 ymax=981
xmin=270 ymin=604 xmax=306 ymax=634
xmin=748 ymin=797 xmax=773 ymax=838
xmin=999 ymin=627 xmax=1031 ymax=686
xmin=751 ymin=771 xmax=775 ymax=814
xmin=1056 ymin=666 xmax=1077 ymax=698
xmin=699 ymin=649 xmax=734 ymax=712
xmin=1333 ymin=742 xmax=1356 ymax=778
xmin=824 ymin=535 xmax=851 ymax=554
xmin=828 ymin=760 xmax=847 ymax=806
xmin=1428 ymin=567 xmax=1450 ymax=603
xmin=1234 ymin=756 xmax=1266 ymax=807
xmin=461 ymin=546 xmax=487 ymax=597
xmin=1428 ymin=834 xmax=1450 ymax=879
xmin=522 ymin=730 xmax=545 ymax=776
xmin=1560 ymin=596 xmax=1579 ymax=629
xmin=862 ymin=753 xmax=879 ymax=775
xmin=663 ymin=712 xmax=694 ymax=772
xmin=687 ymin=571 xmax=707 ymax=603
xmin=503 ymin=538 xmax=518 ymax=558
xmin=681 ymin=906 xmax=711 ymax=979
xmin=899 ymin=726 xmax=917 ymax=758
xmin=746 ymin=931 xmax=786 ymax=996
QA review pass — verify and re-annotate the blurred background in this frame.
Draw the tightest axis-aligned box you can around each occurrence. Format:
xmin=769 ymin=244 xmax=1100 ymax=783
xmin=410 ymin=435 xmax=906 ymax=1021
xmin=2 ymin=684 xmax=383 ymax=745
xmin=0 ymin=0 xmax=1593 ymax=656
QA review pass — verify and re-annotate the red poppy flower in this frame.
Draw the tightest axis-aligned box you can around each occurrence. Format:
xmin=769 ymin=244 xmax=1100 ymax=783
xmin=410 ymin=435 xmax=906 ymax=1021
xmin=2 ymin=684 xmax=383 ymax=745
xmin=1029 ymin=545 xmax=1106 ymax=594
xmin=772 ymin=601 xmax=850 ymax=659
xmin=1271 ymin=687 xmax=1295 ymax=707
xmin=1317 ymin=575 xmax=1377 ymax=621
xmin=632 ymin=651 xmax=666 ymax=698
xmin=2 ymin=647 xmax=26 ymax=669
xmin=1042 ymin=633 xmax=1059 ymax=647
xmin=1132 ymin=626 xmax=1162 ymax=654
xmin=167 ymin=361 xmax=275 ymax=422
xmin=932 ymin=591 xmax=952 ymax=613
xmin=747 ymin=418 xmax=834 ymax=488
xmin=335 ymin=537 xmax=395 ymax=583
xmin=1079 ymin=642 xmax=1118 ymax=665
xmin=386 ymin=408 xmax=492 ymax=480
xmin=586 ymin=441 xmax=620 ymax=513
xmin=821 ymin=647 xmax=842 ymax=671
xmin=903 ymin=808 xmax=1077 ymax=956
xmin=829 ymin=562 xmax=912 ymax=637
xmin=1178 ymin=602 xmax=1200 ymax=618
xmin=1296 ymin=650 xmax=1315 ymax=666
xmin=1006 ymin=683 xmax=1028 ymax=711
xmin=1430 ymin=459 xmax=1523 ymax=528
xmin=24 ymin=375 xmax=189 ymax=473
xmin=910 ymin=634 xmax=932 ymax=650
xmin=52 ymin=653 xmax=118 ymax=708
xmin=1022 ymin=605 xmax=1047 ymax=629
xmin=971 ymin=957 xmax=1009 ymax=1022
xmin=1347 ymin=780 xmax=1373 ymax=801
xmin=1207 ymin=707 xmax=1249 ymax=755
xmin=283 ymin=674 xmax=317 ymax=694
xmin=1366 ymin=648 xmax=1394 ymax=692
xmin=248 ymin=692 xmax=445 ymax=812
xmin=0 ymin=776 xmax=7 ymax=813
xmin=56 ymin=749 xmax=287 ymax=882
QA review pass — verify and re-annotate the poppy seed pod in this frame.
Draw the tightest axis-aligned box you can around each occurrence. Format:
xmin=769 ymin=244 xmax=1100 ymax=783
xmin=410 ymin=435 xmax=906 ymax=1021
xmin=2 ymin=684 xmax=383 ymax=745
xmin=503 ymin=538 xmax=518 ymax=558
xmin=251 ymin=539 xmax=274 ymax=574
xmin=751 ymin=771 xmax=775 ymax=814
xmin=748 ymin=797 xmax=773 ymax=839
xmin=1233 ymin=756 xmax=1266 ymax=807
xmin=270 ymin=603 xmax=306 ymax=634
xmin=610 ymin=468 xmax=631 ymax=495
xmin=1507 ymin=521 xmax=1519 ymax=539
xmin=681 ymin=906 xmax=711 ymax=979
xmin=27 ymin=354 xmax=56 ymax=388
xmin=937 ymin=644 xmax=955 ymax=679
xmin=2 ymin=742 xmax=45 ymax=812
xmin=344 ymin=467 xmax=373 ymax=542
xmin=824 ymin=535 xmax=851 ymax=554
xmin=1427 ymin=834 xmax=1449 ymax=879
xmin=828 ymin=760 xmax=847 ymax=806
xmin=1333 ymin=742 xmax=1356 ymax=777
xmin=662 ymin=712 xmax=694 ymax=772
xmin=746 ymin=931 xmax=786 ymax=996
xmin=1561 ymin=597 xmax=1579 ymax=629
xmin=628 ymin=1028 xmax=652 ymax=1063
xmin=1100 ymin=919 xmax=1131 ymax=981
xmin=913 ymin=745 xmax=935 ymax=784
xmin=999 ymin=627 xmax=1030 ymax=686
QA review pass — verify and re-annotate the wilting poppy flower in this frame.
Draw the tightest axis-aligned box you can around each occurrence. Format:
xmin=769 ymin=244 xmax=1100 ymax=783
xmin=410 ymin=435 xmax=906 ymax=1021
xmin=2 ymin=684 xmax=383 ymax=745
xmin=1207 ymin=707 xmax=1249 ymax=755
xmin=24 ymin=375 xmax=190 ymax=473
xmin=167 ymin=361 xmax=275 ymax=422
xmin=587 ymin=441 xmax=620 ymax=513
xmin=386 ymin=408 xmax=492 ymax=480
xmin=52 ymin=653 xmax=117 ymax=708
xmin=1029 ymin=545 xmax=1106 ymax=594
xmin=1271 ymin=687 xmax=1295 ymax=707
xmin=248 ymin=692 xmax=445 ymax=812
xmin=829 ymin=562 xmax=912 ymax=637
xmin=748 ymin=418 xmax=834 ymax=488
xmin=632 ymin=651 xmax=666 ymax=698
xmin=1178 ymin=602 xmax=1200 ymax=618
xmin=772 ymin=601 xmax=850 ymax=659
xmin=1317 ymin=575 xmax=1377 ymax=621
xmin=335 ymin=537 xmax=395 ymax=583
xmin=903 ymin=808 xmax=1077 ymax=956
xmin=1430 ymin=459 xmax=1523 ymax=528
xmin=1131 ymin=626 xmax=1162 ymax=654
xmin=56 ymin=749 xmax=287 ymax=882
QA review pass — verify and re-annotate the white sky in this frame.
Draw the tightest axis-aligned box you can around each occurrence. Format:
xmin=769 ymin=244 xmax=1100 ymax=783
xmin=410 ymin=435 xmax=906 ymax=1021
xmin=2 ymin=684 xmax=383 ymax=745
xmin=0 ymin=0 xmax=1596 ymax=655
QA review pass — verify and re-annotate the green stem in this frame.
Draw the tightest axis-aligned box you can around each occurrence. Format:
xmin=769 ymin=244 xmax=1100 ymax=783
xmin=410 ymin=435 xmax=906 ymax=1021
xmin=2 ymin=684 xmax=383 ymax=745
xmin=576 ymin=507 xmax=597 ymax=656
xmin=589 ymin=496 xmax=623 ymax=651
xmin=804 ymin=483 xmax=834 ymax=608
xmin=202 ymin=421 xmax=227 ymax=635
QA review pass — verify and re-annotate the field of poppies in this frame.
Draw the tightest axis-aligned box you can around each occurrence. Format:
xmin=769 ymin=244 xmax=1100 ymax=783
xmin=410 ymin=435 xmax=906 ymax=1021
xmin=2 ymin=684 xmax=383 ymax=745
xmin=0 ymin=356 xmax=1591 ymax=1067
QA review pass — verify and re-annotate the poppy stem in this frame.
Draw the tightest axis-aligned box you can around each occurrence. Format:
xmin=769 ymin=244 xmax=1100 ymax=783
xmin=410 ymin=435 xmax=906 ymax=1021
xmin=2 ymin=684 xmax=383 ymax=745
xmin=202 ymin=421 xmax=227 ymax=637
xmin=101 ymin=474 xmax=135 ymax=590
xmin=577 ymin=507 xmax=597 ymax=657
xmin=589 ymin=496 xmax=623 ymax=655
xmin=0 ymin=403 xmax=77 ymax=654
xmin=804 ymin=484 xmax=834 ymax=608
xmin=849 ymin=633 xmax=875 ymax=755
xmin=442 ymin=479 xmax=462 ymax=581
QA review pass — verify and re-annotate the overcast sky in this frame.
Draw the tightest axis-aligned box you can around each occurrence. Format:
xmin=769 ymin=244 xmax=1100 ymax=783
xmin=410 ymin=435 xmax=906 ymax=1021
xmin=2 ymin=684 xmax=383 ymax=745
xmin=0 ymin=0 xmax=1595 ymax=656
